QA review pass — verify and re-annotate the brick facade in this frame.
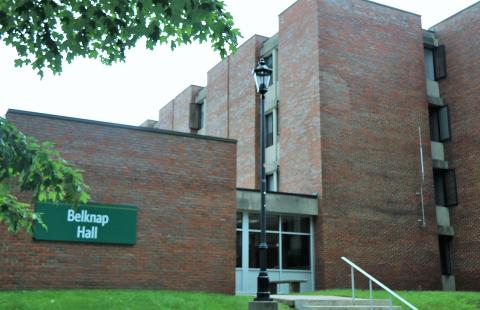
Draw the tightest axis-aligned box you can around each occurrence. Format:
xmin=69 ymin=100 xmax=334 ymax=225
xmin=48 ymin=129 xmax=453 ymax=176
xmin=1 ymin=110 xmax=236 ymax=293
xmin=153 ymin=0 xmax=480 ymax=292
xmin=432 ymin=3 xmax=480 ymax=290
xmin=157 ymin=85 xmax=202 ymax=132
xmin=306 ymin=0 xmax=440 ymax=290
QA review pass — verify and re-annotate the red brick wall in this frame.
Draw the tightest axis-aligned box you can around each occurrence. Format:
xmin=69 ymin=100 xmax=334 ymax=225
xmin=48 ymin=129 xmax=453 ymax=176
xmin=280 ymin=0 xmax=441 ymax=290
xmin=433 ymin=2 xmax=480 ymax=290
xmin=205 ymin=59 xmax=229 ymax=138
xmin=227 ymin=36 xmax=266 ymax=188
xmin=160 ymin=36 xmax=266 ymax=188
xmin=1 ymin=110 xmax=237 ymax=293
xmin=278 ymin=0 xmax=323 ymax=196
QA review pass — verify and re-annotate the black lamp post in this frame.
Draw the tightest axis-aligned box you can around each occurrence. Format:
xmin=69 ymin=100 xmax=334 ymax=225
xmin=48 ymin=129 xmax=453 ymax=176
xmin=252 ymin=58 xmax=273 ymax=301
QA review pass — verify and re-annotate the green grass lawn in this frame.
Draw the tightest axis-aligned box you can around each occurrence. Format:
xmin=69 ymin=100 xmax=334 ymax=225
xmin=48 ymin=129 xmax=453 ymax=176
xmin=0 ymin=290 xmax=289 ymax=310
xmin=1 ymin=289 xmax=479 ymax=310
xmin=312 ymin=289 xmax=480 ymax=310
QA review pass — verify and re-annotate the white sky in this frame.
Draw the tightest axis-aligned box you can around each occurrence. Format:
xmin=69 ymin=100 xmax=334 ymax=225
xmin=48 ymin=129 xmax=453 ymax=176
xmin=0 ymin=0 xmax=477 ymax=125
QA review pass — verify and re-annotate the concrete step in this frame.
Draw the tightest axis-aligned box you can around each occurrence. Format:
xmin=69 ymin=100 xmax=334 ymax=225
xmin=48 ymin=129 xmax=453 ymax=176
xmin=299 ymin=306 xmax=402 ymax=310
xmin=295 ymin=299 xmax=392 ymax=307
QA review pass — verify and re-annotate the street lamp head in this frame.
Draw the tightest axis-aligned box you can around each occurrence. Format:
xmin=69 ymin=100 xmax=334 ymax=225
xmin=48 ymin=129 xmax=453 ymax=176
xmin=253 ymin=58 xmax=272 ymax=94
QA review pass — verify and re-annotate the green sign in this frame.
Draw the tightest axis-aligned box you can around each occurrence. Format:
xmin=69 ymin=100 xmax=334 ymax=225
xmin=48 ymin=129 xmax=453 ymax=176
xmin=34 ymin=202 xmax=137 ymax=245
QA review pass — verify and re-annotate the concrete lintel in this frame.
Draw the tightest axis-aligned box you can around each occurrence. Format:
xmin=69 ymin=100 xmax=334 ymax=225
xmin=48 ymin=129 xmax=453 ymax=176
xmin=195 ymin=87 xmax=206 ymax=103
xmin=433 ymin=159 xmax=449 ymax=170
xmin=236 ymin=189 xmax=318 ymax=216
xmin=431 ymin=141 xmax=445 ymax=161
xmin=428 ymin=95 xmax=445 ymax=107
xmin=423 ymin=30 xmax=436 ymax=47
xmin=436 ymin=206 xmax=451 ymax=227
xmin=438 ymin=225 xmax=455 ymax=236
xmin=260 ymin=33 xmax=279 ymax=56
xmin=426 ymin=80 xmax=440 ymax=98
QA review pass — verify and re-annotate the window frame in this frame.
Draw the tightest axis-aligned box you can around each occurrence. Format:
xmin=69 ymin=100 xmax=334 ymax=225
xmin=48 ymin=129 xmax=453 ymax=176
xmin=241 ymin=212 xmax=311 ymax=271
xmin=429 ymin=105 xmax=451 ymax=142
xmin=197 ymin=101 xmax=205 ymax=130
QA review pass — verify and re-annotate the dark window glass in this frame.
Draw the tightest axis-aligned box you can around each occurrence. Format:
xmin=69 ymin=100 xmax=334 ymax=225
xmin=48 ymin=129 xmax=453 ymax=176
xmin=434 ymin=45 xmax=447 ymax=81
xmin=236 ymin=212 xmax=242 ymax=229
xmin=429 ymin=107 xmax=440 ymax=142
xmin=439 ymin=236 xmax=452 ymax=275
xmin=282 ymin=235 xmax=310 ymax=270
xmin=438 ymin=106 xmax=451 ymax=141
xmin=264 ymin=55 xmax=274 ymax=87
xmin=266 ymin=112 xmax=274 ymax=147
xmin=434 ymin=170 xmax=446 ymax=206
xmin=424 ymin=48 xmax=435 ymax=80
xmin=249 ymin=232 xmax=279 ymax=268
xmin=266 ymin=173 xmax=275 ymax=192
xmin=198 ymin=102 xmax=204 ymax=129
xmin=249 ymin=213 xmax=279 ymax=231
xmin=444 ymin=169 xmax=458 ymax=207
xmin=429 ymin=106 xmax=451 ymax=142
xmin=236 ymin=231 xmax=242 ymax=268
xmin=434 ymin=169 xmax=458 ymax=207
xmin=282 ymin=216 xmax=310 ymax=233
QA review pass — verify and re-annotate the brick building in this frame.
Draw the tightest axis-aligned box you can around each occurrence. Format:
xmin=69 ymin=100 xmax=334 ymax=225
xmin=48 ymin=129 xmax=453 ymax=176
xmin=147 ymin=0 xmax=480 ymax=292
xmin=1 ymin=110 xmax=237 ymax=293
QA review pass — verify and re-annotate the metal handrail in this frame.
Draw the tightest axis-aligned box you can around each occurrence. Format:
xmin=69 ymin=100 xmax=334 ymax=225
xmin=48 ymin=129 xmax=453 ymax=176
xmin=341 ymin=256 xmax=418 ymax=310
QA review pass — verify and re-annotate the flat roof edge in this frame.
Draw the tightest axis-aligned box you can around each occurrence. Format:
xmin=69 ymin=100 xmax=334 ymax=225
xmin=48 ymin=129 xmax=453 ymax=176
xmin=279 ymin=0 xmax=420 ymax=18
xmin=364 ymin=0 xmax=420 ymax=17
xmin=6 ymin=109 xmax=237 ymax=144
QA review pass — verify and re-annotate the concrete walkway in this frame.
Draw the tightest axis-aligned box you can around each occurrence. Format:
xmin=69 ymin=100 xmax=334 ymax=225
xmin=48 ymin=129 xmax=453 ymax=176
xmin=271 ymin=295 xmax=401 ymax=309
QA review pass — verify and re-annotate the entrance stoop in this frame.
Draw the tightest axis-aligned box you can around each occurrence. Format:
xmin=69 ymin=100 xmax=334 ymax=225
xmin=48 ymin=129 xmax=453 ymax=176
xmin=272 ymin=295 xmax=402 ymax=310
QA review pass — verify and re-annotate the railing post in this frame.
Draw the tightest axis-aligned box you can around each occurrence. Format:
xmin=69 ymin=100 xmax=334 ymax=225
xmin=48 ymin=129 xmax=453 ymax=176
xmin=351 ymin=266 xmax=355 ymax=303
xmin=341 ymin=257 xmax=418 ymax=310
xmin=369 ymin=279 xmax=373 ymax=310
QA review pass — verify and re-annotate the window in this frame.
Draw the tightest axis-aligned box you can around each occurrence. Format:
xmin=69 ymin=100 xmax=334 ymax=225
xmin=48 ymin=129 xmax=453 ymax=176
xmin=198 ymin=101 xmax=205 ymax=130
xmin=264 ymin=55 xmax=274 ymax=87
xmin=434 ymin=45 xmax=447 ymax=80
xmin=248 ymin=214 xmax=280 ymax=269
xmin=266 ymin=173 xmax=275 ymax=192
xmin=282 ymin=235 xmax=310 ymax=270
xmin=266 ymin=112 xmax=274 ymax=147
xmin=281 ymin=215 xmax=310 ymax=270
xmin=434 ymin=169 xmax=458 ymax=207
xmin=244 ymin=213 xmax=311 ymax=270
xmin=424 ymin=46 xmax=447 ymax=81
xmin=429 ymin=106 xmax=451 ymax=142
xmin=189 ymin=100 xmax=205 ymax=131
xmin=248 ymin=213 xmax=278 ymax=231
xmin=439 ymin=236 xmax=453 ymax=275
xmin=282 ymin=216 xmax=310 ymax=233
xmin=424 ymin=48 xmax=435 ymax=81
xmin=236 ymin=212 xmax=242 ymax=267
xmin=249 ymin=232 xmax=279 ymax=269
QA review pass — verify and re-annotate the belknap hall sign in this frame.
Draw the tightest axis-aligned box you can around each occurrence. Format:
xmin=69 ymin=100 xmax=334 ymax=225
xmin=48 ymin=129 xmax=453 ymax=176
xmin=34 ymin=203 xmax=137 ymax=245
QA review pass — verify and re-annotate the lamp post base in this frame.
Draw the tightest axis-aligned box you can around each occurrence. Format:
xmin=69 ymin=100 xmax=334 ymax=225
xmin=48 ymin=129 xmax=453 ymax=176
xmin=248 ymin=301 xmax=279 ymax=310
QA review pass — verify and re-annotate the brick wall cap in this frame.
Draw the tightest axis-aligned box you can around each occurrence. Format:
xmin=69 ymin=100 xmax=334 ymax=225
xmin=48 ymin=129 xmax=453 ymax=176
xmin=6 ymin=109 xmax=237 ymax=144
xmin=279 ymin=0 xmax=420 ymax=18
